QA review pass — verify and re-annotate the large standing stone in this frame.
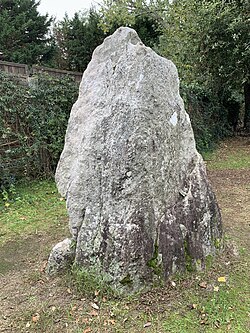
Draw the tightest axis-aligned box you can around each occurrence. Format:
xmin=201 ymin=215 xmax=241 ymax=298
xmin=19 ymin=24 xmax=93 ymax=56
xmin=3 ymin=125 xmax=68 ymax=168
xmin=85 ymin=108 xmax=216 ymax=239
xmin=48 ymin=27 xmax=222 ymax=291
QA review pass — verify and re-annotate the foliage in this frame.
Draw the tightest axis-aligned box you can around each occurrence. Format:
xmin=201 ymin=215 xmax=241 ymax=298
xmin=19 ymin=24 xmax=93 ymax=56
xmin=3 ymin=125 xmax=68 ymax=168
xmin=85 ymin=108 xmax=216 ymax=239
xmin=158 ymin=0 xmax=249 ymax=85
xmin=199 ymin=0 xmax=249 ymax=91
xmin=27 ymin=74 xmax=78 ymax=175
xmin=0 ymin=0 xmax=53 ymax=64
xmin=158 ymin=0 xmax=250 ymax=131
xmin=100 ymin=0 xmax=144 ymax=31
xmin=100 ymin=0 xmax=162 ymax=48
xmin=52 ymin=8 xmax=106 ymax=71
xmin=0 ymin=73 xmax=30 ymax=190
xmin=0 ymin=71 xmax=78 ymax=184
xmin=180 ymin=83 xmax=230 ymax=152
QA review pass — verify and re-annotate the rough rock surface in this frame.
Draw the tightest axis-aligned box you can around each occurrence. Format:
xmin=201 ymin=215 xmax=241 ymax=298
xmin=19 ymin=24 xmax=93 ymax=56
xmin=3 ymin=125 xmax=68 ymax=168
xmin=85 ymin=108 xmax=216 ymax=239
xmin=47 ymin=238 xmax=75 ymax=275
xmin=48 ymin=27 xmax=222 ymax=291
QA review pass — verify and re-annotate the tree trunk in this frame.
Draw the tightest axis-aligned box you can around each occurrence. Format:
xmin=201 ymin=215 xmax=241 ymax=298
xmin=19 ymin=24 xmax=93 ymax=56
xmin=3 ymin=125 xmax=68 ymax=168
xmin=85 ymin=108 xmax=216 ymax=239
xmin=244 ymin=81 xmax=250 ymax=133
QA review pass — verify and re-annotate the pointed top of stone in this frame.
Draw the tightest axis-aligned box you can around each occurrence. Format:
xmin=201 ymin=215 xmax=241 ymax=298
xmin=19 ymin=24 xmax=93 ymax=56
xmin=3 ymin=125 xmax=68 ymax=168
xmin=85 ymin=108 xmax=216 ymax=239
xmin=91 ymin=27 xmax=144 ymax=65
xmin=104 ymin=26 xmax=141 ymax=45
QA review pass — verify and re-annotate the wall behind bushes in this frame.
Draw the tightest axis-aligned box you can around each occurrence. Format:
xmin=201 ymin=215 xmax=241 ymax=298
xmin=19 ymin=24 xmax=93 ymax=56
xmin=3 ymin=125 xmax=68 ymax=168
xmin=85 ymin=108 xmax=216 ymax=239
xmin=0 ymin=71 xmax=78 ymax=184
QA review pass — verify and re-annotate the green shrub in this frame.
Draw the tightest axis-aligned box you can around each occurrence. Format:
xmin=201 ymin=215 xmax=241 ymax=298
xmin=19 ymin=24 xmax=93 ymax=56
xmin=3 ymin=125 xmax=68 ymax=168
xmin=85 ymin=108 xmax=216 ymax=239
xmin=27 ymin=74 xmax=78 ymax=176
xmin=0 ymin=71 xmax=78 ymax=183
xmin=180 ymin=83 xmax=230 ymax=152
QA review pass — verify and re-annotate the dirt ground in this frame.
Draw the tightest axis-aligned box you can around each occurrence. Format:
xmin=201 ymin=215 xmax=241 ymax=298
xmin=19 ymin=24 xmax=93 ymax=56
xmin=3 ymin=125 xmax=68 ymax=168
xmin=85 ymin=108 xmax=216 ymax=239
xmin=0 ymin=137 xmax=249 ymax=332
xmin=208 ymin=168 xmax=250 ymax=250
xmin=207 ymin=137 xmax=250 ymax=250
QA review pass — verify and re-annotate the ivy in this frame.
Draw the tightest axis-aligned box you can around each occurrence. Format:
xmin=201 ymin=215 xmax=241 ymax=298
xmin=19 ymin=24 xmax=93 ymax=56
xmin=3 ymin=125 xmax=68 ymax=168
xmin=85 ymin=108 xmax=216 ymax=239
xmin=0 ymin=71 xmax=78 ymax=186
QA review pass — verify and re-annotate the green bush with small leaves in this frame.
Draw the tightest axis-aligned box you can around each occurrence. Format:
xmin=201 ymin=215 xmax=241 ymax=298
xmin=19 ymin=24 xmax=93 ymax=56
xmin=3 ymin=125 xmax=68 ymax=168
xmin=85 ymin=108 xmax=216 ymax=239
xmin=181 ymin=83 xmax=230 ymax=152
xmin=0 ymin=71 xmax=78 ymax=188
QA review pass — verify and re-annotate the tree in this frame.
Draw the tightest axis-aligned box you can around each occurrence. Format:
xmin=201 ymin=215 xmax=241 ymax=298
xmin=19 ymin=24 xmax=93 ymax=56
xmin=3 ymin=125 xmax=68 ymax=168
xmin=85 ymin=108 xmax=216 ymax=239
xmin=0 ymin=0 xmax=53 ymax=64
xmin=200 ymin=0 xmax=250 ymax=131
xmin=159 ymin=0 xmax=250 ymax=131
xmin=53 ymin=8 xmax=106 ymax=72
xmin=100 ymin=0 xmax=163 ymax=48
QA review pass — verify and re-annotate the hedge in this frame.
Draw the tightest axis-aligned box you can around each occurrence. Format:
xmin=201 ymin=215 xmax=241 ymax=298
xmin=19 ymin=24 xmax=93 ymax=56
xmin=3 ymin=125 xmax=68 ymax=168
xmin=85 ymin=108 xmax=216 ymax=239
xmin=0 ymin=71 xmax=78 ymax=187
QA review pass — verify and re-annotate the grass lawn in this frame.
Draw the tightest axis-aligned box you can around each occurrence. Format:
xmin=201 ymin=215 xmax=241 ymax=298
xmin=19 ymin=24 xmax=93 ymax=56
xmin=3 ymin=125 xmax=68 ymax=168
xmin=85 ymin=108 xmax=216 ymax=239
xmin=0 ymin=180 xmax=68 ymax=245
xmin=0 ymin=137 xmax=249 ymax=332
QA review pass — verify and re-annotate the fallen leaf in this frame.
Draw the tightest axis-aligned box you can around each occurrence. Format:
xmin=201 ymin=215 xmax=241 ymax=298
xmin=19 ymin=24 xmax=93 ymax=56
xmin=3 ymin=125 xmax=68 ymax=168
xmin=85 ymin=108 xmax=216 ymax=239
xmin=102 ymin=296 xmax=107 ymax=302
xmin=40 ymin=260 xmax=47 ymax=272
xmin=218 ymin=276 xmax=226 ymax=283
xmin=200 ymin=306 xmax=206 ymax=314
xmin=171 ymin=281 xmax=176 ymax=287
xmin=38 ymin=279 xmax=45 ymax=285
xmin=83 ymin=328 xmax=91 ymax=333
xmin=213 ymin=286 xmax=219 ymax=292
xmin=82 ymin=318 xmax=89 ymax=324
xmin=32 ymin=313 xmax=40 ymax=323
xmin=108 ymin=319 xmax=116 ymax=325
xmin=67 ymin=288 xmax=72 ymax=294
xmin=94 ymin=290 xmax=100 ymax=296
xmin=200 ymin=315 xmax=208 ymax=325
xmin=90 ymin=302 xmax=99 ymax=310
xmin=199 ymin=281 xmax=207 ymax=289
xmin=89 ymin=310 xmax=98 ymax=317
xmin=144 ymin=322 xmax=152 ymax=328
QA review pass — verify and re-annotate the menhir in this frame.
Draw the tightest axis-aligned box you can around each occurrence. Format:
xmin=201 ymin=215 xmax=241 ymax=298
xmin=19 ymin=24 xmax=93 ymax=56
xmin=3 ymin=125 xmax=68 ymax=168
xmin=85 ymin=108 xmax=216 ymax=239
xmin=47 ymin=27 xmax=222 ymax=292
